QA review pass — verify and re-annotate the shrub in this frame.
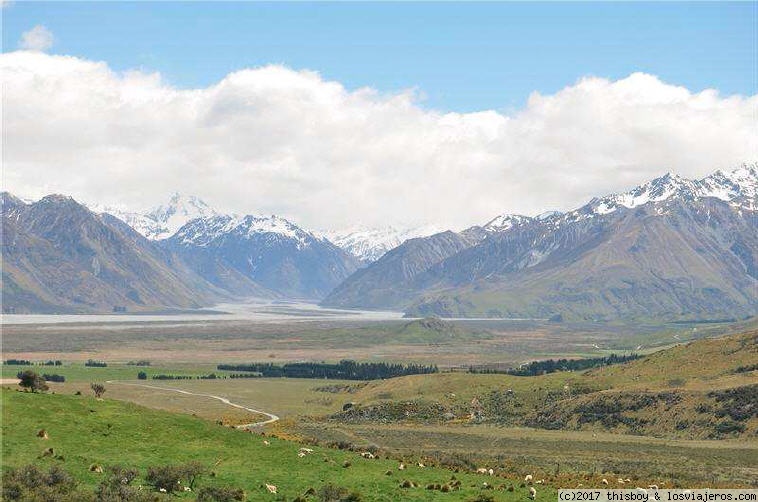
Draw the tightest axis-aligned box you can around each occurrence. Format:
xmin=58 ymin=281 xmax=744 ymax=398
xmin=17 ymin=370 xmax=49 ymax=393
xmin=2 ymin=464 xmax=85 ymax=501
xmin=196 ymin=486 xmax=246 ymax=502
xmin=145 ymin=463 xmax=206 ymax=494
xmin=146 ymin=465 xmax=183 ymax=493
xmin=91 ymin=383 xmax=106 ymax=398
xmin=85 ymin=359 xmax=107 ymax=367
xmin=94 ymin=465 xmax=157 ymax=502
xmin=137 ymin=371 xmax=147 ymax=380
xmin=317 ymin=483 xmax=362 ymax=502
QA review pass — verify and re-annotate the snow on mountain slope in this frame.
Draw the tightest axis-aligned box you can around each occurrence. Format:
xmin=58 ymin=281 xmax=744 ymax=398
xmin=586 ymin=163 xmax=757 ymax=216
xmin=319 ymin=225 xmax=444 ymax=263
xmin=482 ymin=214 xmax=534 ymax=232
xmin=88 ymin=193 xmax=218 ymax=240
xmin=174 ymin=214 xmax=320 ymax=249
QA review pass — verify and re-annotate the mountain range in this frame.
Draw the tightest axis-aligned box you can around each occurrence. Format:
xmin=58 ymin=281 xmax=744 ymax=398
xmin=322 ymin=164 xmax=758 ymax=321
xmin=2 ymin=164 xmax=756 ymax=320
xmin=1 ymin=193 xmax=221 ymax=313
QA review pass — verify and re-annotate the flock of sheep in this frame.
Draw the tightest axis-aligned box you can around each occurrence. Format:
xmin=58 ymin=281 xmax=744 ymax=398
xmin=36 ymin=426 xmax=666 ymax=499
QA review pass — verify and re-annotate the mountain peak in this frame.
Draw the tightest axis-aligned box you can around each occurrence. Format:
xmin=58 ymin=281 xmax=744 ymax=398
xmin=483 ymin=214 xmax=533 ymax=233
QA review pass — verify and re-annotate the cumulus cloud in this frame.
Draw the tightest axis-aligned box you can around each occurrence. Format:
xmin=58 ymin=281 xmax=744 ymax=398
xmin=1 ymin=51 xmax=756 ymax=230
xmin=17 ymin=25 xmax=54 ymax=52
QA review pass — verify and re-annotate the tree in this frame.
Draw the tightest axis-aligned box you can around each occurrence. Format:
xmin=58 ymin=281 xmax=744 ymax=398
xmin=90 ymin=383 xmax=106 ymax=398
xmin=17 ymin=370 xmax=49 ymax=393
xmin=137 ymin=371 xmax=147 ymax=380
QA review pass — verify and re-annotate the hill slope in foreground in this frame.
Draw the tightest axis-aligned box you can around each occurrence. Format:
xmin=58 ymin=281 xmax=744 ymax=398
xmin=2 ymin=390 xmax=543 ymax=501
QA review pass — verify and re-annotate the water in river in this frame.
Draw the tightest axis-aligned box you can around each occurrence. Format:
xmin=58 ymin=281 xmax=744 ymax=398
xmin=0 ymin=300 xmax=405 ymax=325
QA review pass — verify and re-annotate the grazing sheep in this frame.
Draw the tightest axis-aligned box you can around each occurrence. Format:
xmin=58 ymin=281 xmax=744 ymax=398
xmin=263 ymin=440 xmax=270 ymax=446
xmin=525 ymin=474 xmax=533 ymax=483
xmin=299 ymin=447 xmax=314 ymax=454
xmin=159 ymin=488 xmax=167 ymax=493
xmin=298 ymin=452 xmax=306 ymax=458
xmin=37 ymin=429 xmax=49 ymax=439
xmin=417 ymin=462 xmax=425 ymax=468
xmin=88 ymin=464 xmax=104 ymax=473
xmin=618 ymin=479 xmax=625 ymax=485
xmin=536 ymin=479 xmax=545 ymax=485
xmin=360 ymin=452 xmax=375 ymax=459
xmin=489 ymin=468 xmax=494 ymax=476
xmin=265 ymin=484 xmax=277 ymax=494
xmin=625 ymin=479 xmax=632 ymax=483
xmin=602 ymin=479 xmax=609 ymax=485
xmin=529 ymin=486 xmax=537 ymax=500
xmin=398 ymin=463 xmax=405 ymax=470
xmin=477 ymin=468 xmax=489 ymax=474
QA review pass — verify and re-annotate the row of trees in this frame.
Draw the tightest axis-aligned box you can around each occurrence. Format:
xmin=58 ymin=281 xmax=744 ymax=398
xmin=4 ymin=359 xmax=62 ymax=366
xmin=469 ymin=353 xmax=641 ymax=376
xmin=217 ymin=359 xmax=439 ymax=380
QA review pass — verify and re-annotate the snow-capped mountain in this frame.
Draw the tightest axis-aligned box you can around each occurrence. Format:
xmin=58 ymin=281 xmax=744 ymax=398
xmin=165 ymin=214 xmax=360 ymax=299
xmin=319 ymin=225 xmax=444 ymax=263
xmin=173 ymin=214 xmax=319 ymax=249
xmin=89 ymin=193 xmax=218 ymax=240
xmin=482 ymin=214 xmax=534 ymax=233
xmin=583 ymin=163 xmax=757 ymax=217
xmin=324 ymin=164 xmax=758 ymax=321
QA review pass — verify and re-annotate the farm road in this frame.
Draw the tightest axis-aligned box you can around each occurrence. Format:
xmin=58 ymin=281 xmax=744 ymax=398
xmin=105 ymin=380 xmax=280 ymax=428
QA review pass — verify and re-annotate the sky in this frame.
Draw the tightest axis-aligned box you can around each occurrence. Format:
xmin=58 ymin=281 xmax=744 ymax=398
xmin=2 ymin=2 xmax=757 ymax=230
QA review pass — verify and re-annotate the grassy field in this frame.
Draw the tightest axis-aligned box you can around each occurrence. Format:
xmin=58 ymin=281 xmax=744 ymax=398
xmin=3 ymin=317 xmax=756 ymax=495
xmin=2 ymin=389 xmax=549 ymax=501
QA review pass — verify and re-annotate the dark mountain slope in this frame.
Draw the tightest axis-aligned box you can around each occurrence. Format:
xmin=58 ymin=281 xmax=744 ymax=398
xmin=408 ymin=198 xmax=758 ymax=320
xmin=321 ymin=230 xmax=483 ymax=309
xmin=1 ymin=193 xmax=222 ymax=313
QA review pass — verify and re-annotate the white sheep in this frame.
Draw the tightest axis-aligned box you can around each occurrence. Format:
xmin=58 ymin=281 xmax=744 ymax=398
xmin=265 ymin=483 xmax=277 ymax=494
xmin=398 ymin=463 xmax=405 ymax=470
xmin=477 ymin=468 xmax=489 ymax=474
xmin=601 ymin=479 xmax=609 ymax=485
xmin=417 ymin=462 xmax=425 ymax=468
xmin=525 ymin=474 xmax=533 ymax=483
xmin=263 ymin=440 xmax=270 ymax=446
xmin=360 ymin=452 xmax=375 ymax=459
xmin=488 ymin=468 xmax=494 ymax=476
xmin=529 ymin=486 xmax=537 ymax=499
xmin=298 ymin=452 xmax=306 ymax=458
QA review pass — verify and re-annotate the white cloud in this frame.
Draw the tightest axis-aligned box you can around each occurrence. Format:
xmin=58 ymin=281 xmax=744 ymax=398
xmin=17 ymin=25 xmax=54 ymax=52
xmin=1 ymin=51 xmax=756 ymax=230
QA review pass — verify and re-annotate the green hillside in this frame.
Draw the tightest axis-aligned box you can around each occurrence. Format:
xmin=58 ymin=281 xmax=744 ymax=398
xmin=2 ymin=389 xmax=545 ymax=501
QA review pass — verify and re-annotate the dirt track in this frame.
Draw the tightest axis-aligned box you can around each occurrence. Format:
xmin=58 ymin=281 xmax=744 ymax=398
xmin=105 ymin=380 xmax=280 ymax=428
